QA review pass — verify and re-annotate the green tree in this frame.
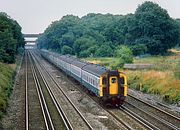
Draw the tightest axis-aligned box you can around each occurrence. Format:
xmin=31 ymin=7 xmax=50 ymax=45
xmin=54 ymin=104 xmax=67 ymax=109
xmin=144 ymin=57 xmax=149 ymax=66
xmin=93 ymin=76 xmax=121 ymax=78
xmin=127 ymin=1 xmax=179 ymax=55
xmin=0 ymin=12 xmax=24 ymax=63
xmin=79 ymin=50 xmax=89 ymax=57
xmin=37 ymin=3 xmax=180 ymax=57
xmin=95 ymin=44 xmax=113 ymax=57
xmin=176 ymin=19 xmax=180 ymax=46
xmin=115 ymin=45 xmax=133 ymax=63
xmin=73 ymin=37 xmax=95 ymax=57
xmin=61 ymin=45 xmax=73 ymax=55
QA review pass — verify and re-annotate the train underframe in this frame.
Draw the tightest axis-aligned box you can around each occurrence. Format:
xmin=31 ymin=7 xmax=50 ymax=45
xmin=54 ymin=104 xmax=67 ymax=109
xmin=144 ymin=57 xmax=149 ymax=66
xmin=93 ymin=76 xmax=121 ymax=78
xmin=101 ymin=95 xmax=126 ymax=107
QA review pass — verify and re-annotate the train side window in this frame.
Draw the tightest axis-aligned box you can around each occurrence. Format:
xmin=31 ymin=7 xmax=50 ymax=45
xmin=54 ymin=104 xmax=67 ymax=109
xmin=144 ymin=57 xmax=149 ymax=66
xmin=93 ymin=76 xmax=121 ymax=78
xmin=102 ymin=77 xmax=107 ymax=85
xmin=120 ymin=77 xmax=125 ymax=84
xmin=112 ymin=78 xmax=116 ymax=83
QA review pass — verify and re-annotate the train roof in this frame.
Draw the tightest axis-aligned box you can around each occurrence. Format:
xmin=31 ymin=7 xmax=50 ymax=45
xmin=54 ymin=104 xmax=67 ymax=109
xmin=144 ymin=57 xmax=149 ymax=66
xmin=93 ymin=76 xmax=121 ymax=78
xmin=41 ymin=49 xmax=60 ymax=58
xmin=57 ymin=54 xmax=88 ymax=68
xmin=60 ymin=55 xmax=78 ymax=64
xmin=41 ymin=49 xmax=109 ymax=76
xmin=82 ymin=64 xmax=109 ymax=77
xmin=71 ymin=59 xmax=88 ymax=68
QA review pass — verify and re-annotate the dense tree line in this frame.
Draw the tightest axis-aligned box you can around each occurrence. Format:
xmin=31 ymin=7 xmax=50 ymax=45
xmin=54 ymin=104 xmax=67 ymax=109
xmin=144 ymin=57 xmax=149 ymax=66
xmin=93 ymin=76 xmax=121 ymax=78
xmin=0 ymin=12 xmax=25 ymax=63
xmin=176 ymin=19 xmax=180 ymax=47
xmin=37 ymin=1 xmax=180 ymax=58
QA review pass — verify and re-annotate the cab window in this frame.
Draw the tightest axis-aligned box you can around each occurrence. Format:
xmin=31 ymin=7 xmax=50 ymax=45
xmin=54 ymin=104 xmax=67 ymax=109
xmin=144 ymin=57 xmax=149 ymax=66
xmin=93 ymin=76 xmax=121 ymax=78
xmin=112 ymin=78 xmax=116 ymax=83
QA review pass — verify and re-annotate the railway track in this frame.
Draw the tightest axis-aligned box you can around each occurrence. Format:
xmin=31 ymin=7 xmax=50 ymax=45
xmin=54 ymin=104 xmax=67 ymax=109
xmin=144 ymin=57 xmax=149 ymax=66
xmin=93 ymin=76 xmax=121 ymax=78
xmin=29 ymin=50 xmax=93 ymax=130
xmin=124 ymin=94 xmax=180 ymax=130
xmin=25 ymin=50 xmax=72 ymax=129
xmin=105 ymin=108 xmax=146 ymax=130
xmin=32 ymin=50 xmax=151 ymax=130
xmin=25 ymin=51 xmax=47 ymax=129
xmin=89 ymin=93 xmax=155 ymax=130
xmin=25 ymin=51 xmax=28 ymax=130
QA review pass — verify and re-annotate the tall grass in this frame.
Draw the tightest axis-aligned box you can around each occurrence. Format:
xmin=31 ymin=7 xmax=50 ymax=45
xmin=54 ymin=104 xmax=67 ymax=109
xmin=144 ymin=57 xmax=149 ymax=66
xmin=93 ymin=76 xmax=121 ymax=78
xmin=0 ymin=52 xmax=23 ymax=119
xmin=126 ymin=70 xmax=180 ymax=102
xmin=126 ymin=54 xmax=180 ymax=103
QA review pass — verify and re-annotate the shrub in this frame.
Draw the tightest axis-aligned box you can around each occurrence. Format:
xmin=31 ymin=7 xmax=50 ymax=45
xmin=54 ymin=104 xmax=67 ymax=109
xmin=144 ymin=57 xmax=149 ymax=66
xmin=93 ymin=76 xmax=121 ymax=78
xmin=112 ymin=45 xmax=133 ymax=68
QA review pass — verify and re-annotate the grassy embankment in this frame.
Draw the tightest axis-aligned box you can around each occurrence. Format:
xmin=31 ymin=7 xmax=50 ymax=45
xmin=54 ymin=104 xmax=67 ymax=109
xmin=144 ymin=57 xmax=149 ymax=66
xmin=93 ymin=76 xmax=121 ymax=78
xmin=0 ymin=53 xmax=23 ymax=119
xmin=84 ymin=50 xmax=180 ymax=103
xmin=0 ymin=62 xmax=15 ymax=118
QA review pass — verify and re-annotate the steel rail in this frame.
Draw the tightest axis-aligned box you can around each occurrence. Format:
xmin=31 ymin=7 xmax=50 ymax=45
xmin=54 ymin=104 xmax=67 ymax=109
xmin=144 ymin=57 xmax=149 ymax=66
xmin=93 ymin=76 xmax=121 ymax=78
xmin=106 ymin=109 xmax=134 ymax=130
xmin=25 ymin=51 xmax=29 ymax=130
xmin=29 ymin=51 xmax=55 ymax=130
xmin=27 ymin=51 xmax=51 ymax=130
xmin=31 ymin=51 xmax=93 ymax=130
xmin=125 ymin=101 xmax=179 ymax=130
xmin=121 ymin=106 xmax=158 ymax=130
xmin=30 ymin=52 xmax=73 ymax=130
xmin=128 ymin=94 xmax=180 ymax=120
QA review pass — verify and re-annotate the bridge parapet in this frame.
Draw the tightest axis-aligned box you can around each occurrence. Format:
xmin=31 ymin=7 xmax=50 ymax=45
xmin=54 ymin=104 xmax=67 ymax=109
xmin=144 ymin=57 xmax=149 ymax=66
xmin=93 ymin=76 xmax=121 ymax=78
xmin=23 ymin=33 xmax=42 ymax=38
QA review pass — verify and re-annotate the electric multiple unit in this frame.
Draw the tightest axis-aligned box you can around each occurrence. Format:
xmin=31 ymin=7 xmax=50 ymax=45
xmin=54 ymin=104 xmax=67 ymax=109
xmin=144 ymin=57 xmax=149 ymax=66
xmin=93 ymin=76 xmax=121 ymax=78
xmin=40 ymin=49 xmax=127 ymax=106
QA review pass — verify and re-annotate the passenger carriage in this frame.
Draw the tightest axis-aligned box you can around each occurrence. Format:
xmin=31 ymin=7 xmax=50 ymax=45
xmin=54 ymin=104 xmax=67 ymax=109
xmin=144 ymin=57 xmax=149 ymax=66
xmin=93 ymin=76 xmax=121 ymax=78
xmin=40 ymin=49 xmax=128 ymax=106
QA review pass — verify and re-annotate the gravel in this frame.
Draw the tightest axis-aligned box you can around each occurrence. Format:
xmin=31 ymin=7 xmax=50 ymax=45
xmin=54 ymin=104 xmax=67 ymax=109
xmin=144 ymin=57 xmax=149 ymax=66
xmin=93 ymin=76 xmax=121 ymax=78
xmin=128 ymin=88 xmax=180 ymax=115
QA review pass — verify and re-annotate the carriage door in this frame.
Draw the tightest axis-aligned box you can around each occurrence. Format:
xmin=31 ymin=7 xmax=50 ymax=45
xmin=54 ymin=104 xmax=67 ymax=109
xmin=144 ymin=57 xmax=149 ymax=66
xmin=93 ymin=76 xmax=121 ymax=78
xmin=109 ymin=76 xmax=118 ymax=95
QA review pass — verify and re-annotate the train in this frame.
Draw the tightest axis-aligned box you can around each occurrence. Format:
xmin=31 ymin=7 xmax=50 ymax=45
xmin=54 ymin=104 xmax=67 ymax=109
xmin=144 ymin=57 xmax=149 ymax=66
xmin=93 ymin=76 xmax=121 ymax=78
xmin=40 ymin=49 xmax=128 ymax=106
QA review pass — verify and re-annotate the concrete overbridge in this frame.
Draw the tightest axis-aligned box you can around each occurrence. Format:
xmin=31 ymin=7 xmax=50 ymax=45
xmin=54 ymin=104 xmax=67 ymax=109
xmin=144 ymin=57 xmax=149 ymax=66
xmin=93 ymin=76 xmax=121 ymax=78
xmin=23 ymin=33 xmax=42 ymax=38
xmin=23 ymin=33 xmax=42 ymax=49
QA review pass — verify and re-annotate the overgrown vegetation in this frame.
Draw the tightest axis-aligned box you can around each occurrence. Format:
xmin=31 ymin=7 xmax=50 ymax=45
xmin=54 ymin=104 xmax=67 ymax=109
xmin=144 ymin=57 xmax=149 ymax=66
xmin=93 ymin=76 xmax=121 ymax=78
xmin=113 ymin=45 xmax=133 ymax=68
xmin=127 ymin=70 xmax=180 ymax=103
xmin=0 ymin=12 xmax=25 ymax=63
xmin=37 ymin=1 xmax=180 ymax=57
xmin=0 ymin=62 xmax=15 ymax=118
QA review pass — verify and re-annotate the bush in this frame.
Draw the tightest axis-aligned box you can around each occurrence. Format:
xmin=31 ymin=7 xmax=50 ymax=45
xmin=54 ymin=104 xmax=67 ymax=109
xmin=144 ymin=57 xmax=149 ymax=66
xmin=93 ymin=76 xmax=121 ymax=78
xmin=115 ymin=45 xmax=133 ymax=63
xmin=110 ymin=46 xmax=133 ymax=69
xmin=110 ymin=59 xmax=123 ymax=69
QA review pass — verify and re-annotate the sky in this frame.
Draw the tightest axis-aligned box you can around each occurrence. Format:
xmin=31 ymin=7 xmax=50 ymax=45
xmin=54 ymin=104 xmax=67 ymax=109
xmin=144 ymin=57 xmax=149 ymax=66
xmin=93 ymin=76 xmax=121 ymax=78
xmin=0 ymin=0 xmax=180 ymax=33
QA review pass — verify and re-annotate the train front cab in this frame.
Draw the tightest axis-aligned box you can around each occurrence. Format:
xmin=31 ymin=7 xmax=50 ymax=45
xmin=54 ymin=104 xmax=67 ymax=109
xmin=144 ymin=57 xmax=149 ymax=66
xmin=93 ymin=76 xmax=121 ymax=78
xmin=100 ymin=70 xmax=127 ymax=106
